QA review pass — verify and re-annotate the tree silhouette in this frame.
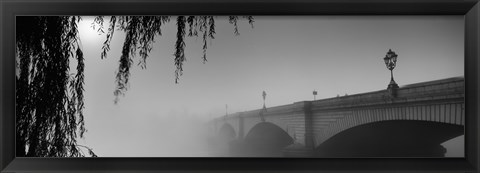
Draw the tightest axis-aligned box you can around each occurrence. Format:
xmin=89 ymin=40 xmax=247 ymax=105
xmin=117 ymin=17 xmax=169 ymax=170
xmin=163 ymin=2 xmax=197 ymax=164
xmin=93 ymin=16 xmax=254 ymax=103
xmin=16 ymin=16 xmax=253 ymax=157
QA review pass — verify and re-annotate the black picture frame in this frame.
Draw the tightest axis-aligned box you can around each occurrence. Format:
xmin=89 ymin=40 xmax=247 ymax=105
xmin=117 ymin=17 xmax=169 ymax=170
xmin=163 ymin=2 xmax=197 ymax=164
xmin=1 ymin=0 xmax=479 ymax=172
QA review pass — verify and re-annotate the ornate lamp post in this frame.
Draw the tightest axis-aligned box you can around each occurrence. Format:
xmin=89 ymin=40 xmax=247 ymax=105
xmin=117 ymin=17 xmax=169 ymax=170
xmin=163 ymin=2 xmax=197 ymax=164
xmin=383 ymin=49 xmax=399 ymax=90
xmin=383 ymin=49 xmax=399 ymax=98
xmin=262 ymin=91 xmax=267 ymax=110
xmin=260 ymin=91 xmax=267 ymax=122
xmin=313 ymin=90 xmax=317 ymax=101
xmin=224 ymin=104 xmax=228 ymax=121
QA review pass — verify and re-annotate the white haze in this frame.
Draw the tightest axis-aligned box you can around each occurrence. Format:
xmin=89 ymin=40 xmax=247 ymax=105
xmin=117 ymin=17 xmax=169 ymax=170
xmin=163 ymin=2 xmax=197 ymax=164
xmin=74 ymin=16 xmax=464 ymax=157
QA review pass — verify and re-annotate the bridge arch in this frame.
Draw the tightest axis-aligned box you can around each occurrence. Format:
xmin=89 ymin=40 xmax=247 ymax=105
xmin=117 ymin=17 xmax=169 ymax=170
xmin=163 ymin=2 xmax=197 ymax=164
xmin=315 ymin=120 xmax=464 ymax=157
xmin=313 ymin=102 xmax=465 ymax=148
xmin=218 ymin=123 xmax=236 ymax=140
xmin=232 ymin=122 xmax=293 ymax=157
xmin=208 ymin=123 xmax=237 ymax=157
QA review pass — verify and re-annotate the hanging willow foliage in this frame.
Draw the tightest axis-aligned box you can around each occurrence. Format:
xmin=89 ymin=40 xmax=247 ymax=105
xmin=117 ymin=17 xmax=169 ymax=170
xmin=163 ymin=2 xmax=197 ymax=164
xmin=95 ymin=16 xmax=254 ymax=103
xmin=15 ymin=15 xmax=253 ymax=157
xmin=16 ymin=16 xmax=96 ymax=157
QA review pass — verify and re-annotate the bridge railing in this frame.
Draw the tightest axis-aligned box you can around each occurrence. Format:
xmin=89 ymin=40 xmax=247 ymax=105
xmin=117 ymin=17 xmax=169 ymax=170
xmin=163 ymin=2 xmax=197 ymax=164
xmin=310 ymin=76 xmax=464 ymax=111
xmin=211 ymin=77 xmax=464 ymax=123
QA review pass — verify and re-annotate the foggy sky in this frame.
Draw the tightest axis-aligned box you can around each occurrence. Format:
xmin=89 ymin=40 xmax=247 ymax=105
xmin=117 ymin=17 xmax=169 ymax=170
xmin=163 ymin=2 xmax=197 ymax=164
xmin=75 ymin=16 xmax=464 ymax=157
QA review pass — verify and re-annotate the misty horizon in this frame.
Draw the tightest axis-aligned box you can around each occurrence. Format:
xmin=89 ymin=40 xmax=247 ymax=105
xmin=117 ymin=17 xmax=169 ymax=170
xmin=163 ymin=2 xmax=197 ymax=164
xmin=17 ymin=15 xmax=464 ymax=157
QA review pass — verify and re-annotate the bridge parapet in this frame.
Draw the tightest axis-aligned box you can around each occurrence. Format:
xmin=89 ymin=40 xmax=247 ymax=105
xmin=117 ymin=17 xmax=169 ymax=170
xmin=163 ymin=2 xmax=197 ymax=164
xmin=397 ymin=77 xmax=464 ymax=102
xmin=310 ymin=77 xmax=464 ymax=111
xmin=237 ymin=103 xmax=298 ymax=118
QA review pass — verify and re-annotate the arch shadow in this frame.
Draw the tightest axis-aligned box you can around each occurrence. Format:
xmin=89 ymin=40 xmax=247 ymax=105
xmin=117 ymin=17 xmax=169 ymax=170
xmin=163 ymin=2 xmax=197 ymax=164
xmin=231 ymin=122 xmax=293 ymax=157
xmin=208 ymin=123 xmax=236 ymax=157
xmin=315 ymin=120 xmax=464 ymax=157
xmin=218 ymin=123 xmax=236 ymax=140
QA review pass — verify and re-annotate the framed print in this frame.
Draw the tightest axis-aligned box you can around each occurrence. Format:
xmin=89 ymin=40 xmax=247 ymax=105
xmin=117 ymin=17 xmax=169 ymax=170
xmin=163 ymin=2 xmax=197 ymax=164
xmin=1 ymin=0 xmax=479 ymax=172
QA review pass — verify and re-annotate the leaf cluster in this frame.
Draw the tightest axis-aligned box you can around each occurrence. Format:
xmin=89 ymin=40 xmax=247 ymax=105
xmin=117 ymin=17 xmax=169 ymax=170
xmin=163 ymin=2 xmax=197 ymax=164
xmin=16 ymin=16 xmax=94 ymax=157
xmin=96 ymin=16 xmax=254 ymax=103
xmin=15 ymin=15 xmax=254 ymax=157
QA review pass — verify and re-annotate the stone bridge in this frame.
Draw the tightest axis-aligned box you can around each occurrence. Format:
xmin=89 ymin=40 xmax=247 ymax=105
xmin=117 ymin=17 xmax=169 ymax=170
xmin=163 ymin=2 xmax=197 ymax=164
xmin=209 ymin=77 xmax=465 ymax=157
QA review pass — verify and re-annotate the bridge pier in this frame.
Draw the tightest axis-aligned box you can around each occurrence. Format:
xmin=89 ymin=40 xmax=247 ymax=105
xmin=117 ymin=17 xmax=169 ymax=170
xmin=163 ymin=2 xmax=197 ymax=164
xmin=237 ymin=113 xmax=244 ymax=140
xmin=291 ymin=101 xmax=315 ymax=148
xmin=281 ymin=101 xmax=316 ymax=157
